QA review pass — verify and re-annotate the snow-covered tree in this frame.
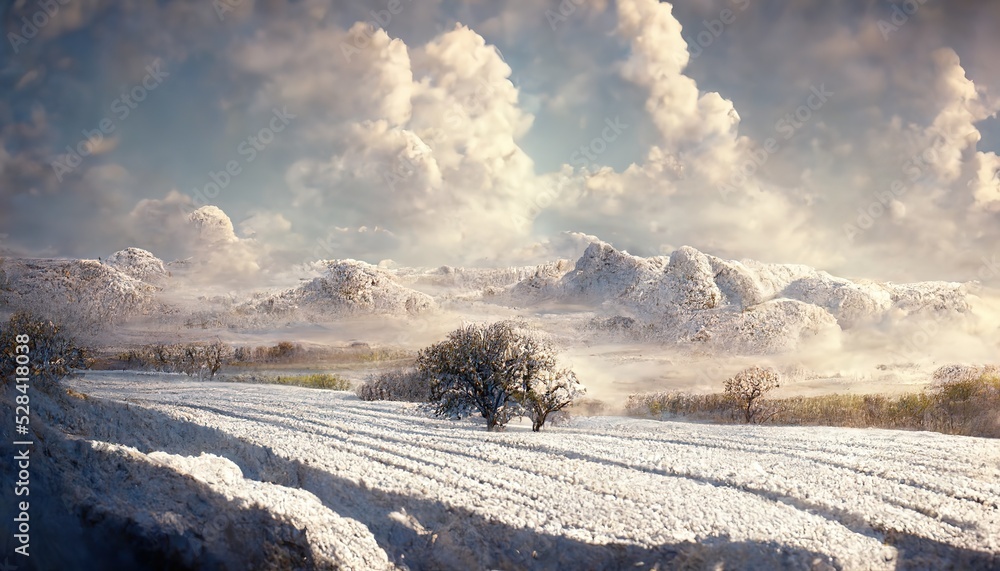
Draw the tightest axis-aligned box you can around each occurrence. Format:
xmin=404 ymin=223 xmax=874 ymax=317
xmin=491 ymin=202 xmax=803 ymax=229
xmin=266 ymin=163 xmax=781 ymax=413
xmin=418 ymin=320 xmax=581 ymax=431
xmin=515 ymin=368 xmax=586 ymax=431
xmin=0 ymin=311 xmax=91 ymax=383
xmin=724 ymin=366 xmax=780 ymax=423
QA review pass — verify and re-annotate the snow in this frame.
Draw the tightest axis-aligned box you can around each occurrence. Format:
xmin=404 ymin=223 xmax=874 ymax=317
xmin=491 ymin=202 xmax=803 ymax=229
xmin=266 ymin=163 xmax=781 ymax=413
xmin=2 ymin=239 xmax=982 ymax=359
xmin=491 ymin=240 xmax=977 ymax=355
xmin=237 ymin=259 xmax=436 ymax=322
xmin=36 ymin=372 xmax=1000 ymax=570
xmin=0 ymin=256 xmax=158 ymax=328
xmin=104 ymin=247 xmax=169 ymax=284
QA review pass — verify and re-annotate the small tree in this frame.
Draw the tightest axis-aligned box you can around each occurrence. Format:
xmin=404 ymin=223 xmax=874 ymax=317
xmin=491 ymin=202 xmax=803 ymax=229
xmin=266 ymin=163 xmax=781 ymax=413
xmin=204 ymin=340 xmax=233 ymax=378
xmin=516 ymin=368 xmax=586 ymax=431
xmin=724 ymin=366 xmax=780 ymax=423
xmin=0 ymin=311 xmax=91 ymax=384
xmin=417 ymin=321 xmax=579 ymax=431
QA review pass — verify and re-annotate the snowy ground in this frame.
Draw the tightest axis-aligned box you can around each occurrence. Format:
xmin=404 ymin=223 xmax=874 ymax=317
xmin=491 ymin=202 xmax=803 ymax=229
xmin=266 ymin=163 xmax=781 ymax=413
xmin=23 ymin=372 xmax=1000 ymax=569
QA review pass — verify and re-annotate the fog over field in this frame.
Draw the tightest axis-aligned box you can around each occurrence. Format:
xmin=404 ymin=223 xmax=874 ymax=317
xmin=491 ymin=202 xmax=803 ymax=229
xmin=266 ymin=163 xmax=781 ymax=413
xmin=3 ymin=0 xmax=1000 ymax=569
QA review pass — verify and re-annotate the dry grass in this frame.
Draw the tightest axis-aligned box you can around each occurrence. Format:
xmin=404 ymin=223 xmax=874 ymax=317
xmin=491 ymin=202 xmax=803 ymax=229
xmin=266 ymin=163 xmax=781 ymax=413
xmin=625 ymin=392 xmax=736 ymax=422
xmin=627 ymin=375 xmax=1000 ymax=438
xmin=226 ymin=372 xmax=352 ymax=391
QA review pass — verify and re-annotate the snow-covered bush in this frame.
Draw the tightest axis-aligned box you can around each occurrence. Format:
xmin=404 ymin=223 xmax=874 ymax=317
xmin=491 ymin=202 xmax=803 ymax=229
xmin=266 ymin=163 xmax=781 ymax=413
xmin=356 ymin=368 xmax=431 ymax=402
xmin=417 ymin=321 xmax=583 ymax=431
xmin=0 ymin=311 xmax=91 ymax=384
xmin=724 ymin=366 xmax=781 ymax=423
xmin=931 ymin=364 xmax=1000 ymax=385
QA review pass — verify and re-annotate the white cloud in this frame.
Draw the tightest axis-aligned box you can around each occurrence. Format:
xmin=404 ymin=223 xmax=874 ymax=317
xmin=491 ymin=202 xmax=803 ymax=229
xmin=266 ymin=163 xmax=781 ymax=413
xmin=124 ymin=195 xmax=265 ymax=284
xmin=244 ymin=22 xmax=548 ymax=265
xmin=7 ymin=0 xmax=1000 ymax=286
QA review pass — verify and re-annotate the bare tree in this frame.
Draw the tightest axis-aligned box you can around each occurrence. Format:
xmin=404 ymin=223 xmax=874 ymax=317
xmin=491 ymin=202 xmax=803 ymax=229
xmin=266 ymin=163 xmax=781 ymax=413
xmin=204 ymin=340 xmax=233 ymax=378
xmin=724 ymin=366 xmax=781 ymax=423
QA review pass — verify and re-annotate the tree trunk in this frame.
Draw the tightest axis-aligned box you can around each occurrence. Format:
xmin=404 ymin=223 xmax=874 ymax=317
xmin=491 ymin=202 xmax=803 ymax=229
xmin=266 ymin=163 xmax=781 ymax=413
xmin=532 ymin=412 xmax=548 ymax=432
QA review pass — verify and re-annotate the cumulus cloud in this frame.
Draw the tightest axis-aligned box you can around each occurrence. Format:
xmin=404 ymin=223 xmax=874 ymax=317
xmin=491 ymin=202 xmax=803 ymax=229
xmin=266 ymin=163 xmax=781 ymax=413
xmin=123 ymin=194 xmax=265 ymax=285
xmin=538 ymin=0 xmax=826 ymax=270
xmin=241 ymin=20 xmax=547 ymax=265
xmin=4 ymin=0 xmax=1000 ymax=287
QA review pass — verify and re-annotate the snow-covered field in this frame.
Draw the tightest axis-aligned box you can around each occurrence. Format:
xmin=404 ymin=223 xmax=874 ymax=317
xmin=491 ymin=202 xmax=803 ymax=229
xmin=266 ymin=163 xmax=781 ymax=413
xmin=25 ymin=372 xmax=998 ymax=570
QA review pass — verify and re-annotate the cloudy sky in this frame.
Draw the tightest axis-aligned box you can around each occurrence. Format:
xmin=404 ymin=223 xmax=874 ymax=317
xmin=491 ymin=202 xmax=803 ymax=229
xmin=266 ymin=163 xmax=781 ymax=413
xmin=2 ymin=0 xmax=1000 ymax=284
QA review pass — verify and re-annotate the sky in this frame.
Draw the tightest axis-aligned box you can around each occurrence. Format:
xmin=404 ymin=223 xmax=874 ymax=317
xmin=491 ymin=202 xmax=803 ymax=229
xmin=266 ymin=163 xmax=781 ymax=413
xmin=2 ymin=0 xmax=1000 ymax=285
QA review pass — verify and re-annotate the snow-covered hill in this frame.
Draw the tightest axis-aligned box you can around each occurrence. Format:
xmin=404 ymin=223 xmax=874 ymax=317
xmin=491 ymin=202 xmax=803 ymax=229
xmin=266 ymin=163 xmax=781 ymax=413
xmin=244 ymin=259 xmax=436 ymax=318
xmin=0 ymin=250 xmax=163 ymax=329
xmin=104 ymin=247 xmax=169 ymax=284
xmin=21 ymin=373 xmax=999 ymax=570
xmin=497 ymin=241 xmax=975 ymax=354
xmin=0 ymin=239 xmax=984 ymax=359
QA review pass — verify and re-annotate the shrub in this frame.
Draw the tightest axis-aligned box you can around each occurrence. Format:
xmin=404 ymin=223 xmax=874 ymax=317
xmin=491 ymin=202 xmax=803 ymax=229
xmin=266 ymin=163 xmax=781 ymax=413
xmin=624 ymin=391 xmax=734 ymax=420
xmin=269 ymin=341 xmax=299 ymax=362
xmin=356 ymin=368 xmax=431 ymax=402
xmin=929 ymin=374 xmax=1000 ymax=435
xmin=203 ymin=340 xmax=233 ymax=378
xmin=0 ymin=311 xmax=91 ymax=384
xmin=417 ymin=320 xmax=583 ymax=431
xmin=114 ymin=341 xmax=233 ymax=378
xmin=723 ymin=366 xmax=781 ymax=423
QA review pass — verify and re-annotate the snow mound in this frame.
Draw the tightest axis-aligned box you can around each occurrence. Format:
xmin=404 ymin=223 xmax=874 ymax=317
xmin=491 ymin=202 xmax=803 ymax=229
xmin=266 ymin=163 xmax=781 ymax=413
xmin=148 ymin=450 xmax=393 ymax=570
xmin=299 ymin=259 xmax=435 ymax=315
xmin=562 ymin=241 xmax=668 ymax=302
xmin=0 ymin=257 xmax=157 ymax=329
xmin=780 ymin=276 xmax=894 ymax=328
xmin=248 ymin=259 xmax=435 ymax=318
xmin=716 ymin=298 xmax=840 ymax=353
xmin=396 ymin=264 xmax=565 ymax=293
xmin=504 ymin=260 xmax=576 ymax=300
xmin=104 ymin=247 xmax=169 ymax=283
